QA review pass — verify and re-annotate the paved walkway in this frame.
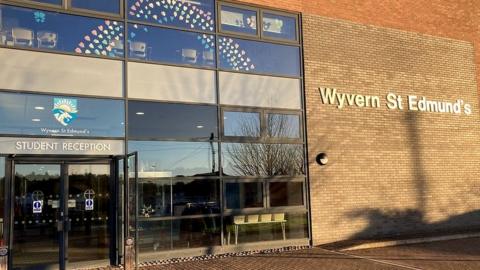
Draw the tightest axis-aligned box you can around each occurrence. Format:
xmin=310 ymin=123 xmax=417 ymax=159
xmin=140 ymin=237 xmax=480 ymax=270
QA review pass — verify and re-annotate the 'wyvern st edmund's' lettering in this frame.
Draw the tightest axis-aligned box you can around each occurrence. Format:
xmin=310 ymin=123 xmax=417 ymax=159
xmin=319 ymin=87 xmax=381 ymax=109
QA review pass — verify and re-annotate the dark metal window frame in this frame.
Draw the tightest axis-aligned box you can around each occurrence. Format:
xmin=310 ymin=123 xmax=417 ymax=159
xmin=6 ymin=0 xmax=124 ymax=17
xmin=218 ymin=2 xmax=260 ymax=38
xmin=260 ymin=9 xmax=299 ymax=44
xmin=0 ymin=0 xmax=310 ymax=261
xmin=221 ymin=106 xmax=304 ymax=143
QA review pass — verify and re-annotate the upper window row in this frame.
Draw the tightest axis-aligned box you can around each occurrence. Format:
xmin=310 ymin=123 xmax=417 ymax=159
xmin=18 ymin=1 xmax=298 ymax=41
xmin=0 ymin=4 xmax=300 ymax=76
xmin=29 ymin=0 xmax=121 ymax=14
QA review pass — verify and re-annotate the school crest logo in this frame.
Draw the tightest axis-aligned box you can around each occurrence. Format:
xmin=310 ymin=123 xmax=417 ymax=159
xmin=52 ymin=98 xmax=78 ymax=126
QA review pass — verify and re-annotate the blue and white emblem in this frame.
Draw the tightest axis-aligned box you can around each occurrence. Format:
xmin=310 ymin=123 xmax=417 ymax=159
xmin=52 ymin=98 xmax=78 ymax=126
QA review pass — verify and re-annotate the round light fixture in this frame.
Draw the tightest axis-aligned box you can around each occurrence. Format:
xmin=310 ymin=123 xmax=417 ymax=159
xmin=316 ymin=153 xmax=328 ymax=166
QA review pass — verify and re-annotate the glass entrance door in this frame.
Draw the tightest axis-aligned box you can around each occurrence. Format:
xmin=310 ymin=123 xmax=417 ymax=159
xmin=12 ymin=164 xmax=62 ymax=270
xmin=67 ymin=164 xmax=111 ymax=269
xmin=10 ymin=161 xmax=115 ymax=270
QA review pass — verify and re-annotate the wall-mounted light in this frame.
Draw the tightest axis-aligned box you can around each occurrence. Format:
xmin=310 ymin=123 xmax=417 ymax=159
xmin=136 ymin=112 xmax=145 ymax=115
xmin=316 ymin=153 xmax=328 ymax=166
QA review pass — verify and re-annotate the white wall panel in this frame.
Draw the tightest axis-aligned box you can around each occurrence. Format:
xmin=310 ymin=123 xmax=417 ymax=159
xmin=219 ymin=72 xmax=301 ymax=109
xmin=128 ymin=62 xmax=216 ymax=104
xmin=0 ymin=48 xmax=123 ymax=97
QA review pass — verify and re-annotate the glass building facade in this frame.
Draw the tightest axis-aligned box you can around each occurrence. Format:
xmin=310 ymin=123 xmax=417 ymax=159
xmin=0 ymin=0 xmax=309 ymax=269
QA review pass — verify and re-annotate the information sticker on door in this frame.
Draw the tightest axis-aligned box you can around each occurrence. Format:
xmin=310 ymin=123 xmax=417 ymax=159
xmin=33 ymin=200 xmax=43 ymax=213
xmin=85 ymin=199 xmax=94 ymax=211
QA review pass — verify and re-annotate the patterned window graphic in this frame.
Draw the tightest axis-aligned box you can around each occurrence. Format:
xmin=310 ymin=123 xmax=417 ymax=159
xmin=0 ymin=5 xmax=124 ymax=58
xmin=128 ymin=0 xmax=215 ymax=32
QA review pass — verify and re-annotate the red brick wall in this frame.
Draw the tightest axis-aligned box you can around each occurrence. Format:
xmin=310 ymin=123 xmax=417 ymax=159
xmin=232 ymin=0 xmax=480 ymax=95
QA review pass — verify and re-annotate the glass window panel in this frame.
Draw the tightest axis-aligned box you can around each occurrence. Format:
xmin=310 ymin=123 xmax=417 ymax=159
xmin=137 ymin=178 xmax=220 ymax=218
xmin=128 ymin=23 xmax=215 ymax=67
xmin=0 ymin=5 xmax=124 ymax=58
xmin=129 ymin=141 xmax=219 ymax=177
xmin=222 ymin=143 xmax=304 ymax=177
xmin=220 ymin=5 xmax=257 ymax=35
xmin=266 ymin=114 xmax=300 ymax=139
xmin=223 ymin=111 xmax=260 ymax=137
xmin=269 ymin=181 xmax=304 ymax=207
xmin=225 ymin=182 xmax=263 ymax=209
xmin=0 ymin=92 xmax=125 ymax=137
xmin=138 ymin=220 xmax=171 ymax=253
xmin=172 ymin=217 xmax=221 ymax=249
xmin=128 ymin=101 xmax=218 ymax=141
xmin=218 ymin=37 xmax=300 ymax=76
xmin=127 ymin=0 xmax=215 ymax=32
xmin=71 ymin=0 xmax=120 ymax=14
xmin=223 ymin=212 xmax=307 ymax=244
xmin=262 ymin=13 xmax=297 ymax=41
xmin=30 ymin=0 xmax=61 ymax=5
xmin=138 ymin=178 xmax=171 ymax=217
xmin=172 ymin=179 xmax=220 ymax=216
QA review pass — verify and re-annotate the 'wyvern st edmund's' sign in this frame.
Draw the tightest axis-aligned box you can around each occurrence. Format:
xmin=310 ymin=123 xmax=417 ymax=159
xmin=319 ymin=87 xmax=473 ymax=115
xmin=0 ymin=137 xmax=124 ymax=155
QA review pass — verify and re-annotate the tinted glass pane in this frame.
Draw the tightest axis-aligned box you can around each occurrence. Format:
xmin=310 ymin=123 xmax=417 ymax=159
xmin=222 ymin=143 xmax=304 ymax=176
xmin=269 ymin=181 xmax=304 ymax=207
xmin=172 ymin=179 xmax=220 ymax=216
xmin=224 ymin=111 xmax=260 ymax=137
xmin=138 ymin=220 xmax=171 ymax=253
xmin=0 ymin=92 xmax=124 ymax=137
xmin=128 ymin=23 xmax=215 ymax=67
xmin=218 ymin=37 xmax=300 ymax=76
xmin=129 ymin=141 xmax=219 ymax=177
xmin=220 ymin=5 xmax=257 ymax=35
xmin=127 ymin=0 xmax=215 ymax=32
xmin=138 ymin=178 xmax=220 ymax=217
xmin=266 ymin=114 xmax=300 ymax=139
xmin=128 ymin=101 xmax=218 ymax=141
xmin=225 ymin=182 xmax=263 ymax=209
xmin=172 ymin=217 xmax=221 ymax=249
xmin=262 ymin=13 xmax=297 ymax=40
xmin=0 ymin=5 xmax=124 ymax=58
xmin=72 ymin=0 xmax=120 ymax=14
xmin=30 ymin=0 xmax=61 ymax=5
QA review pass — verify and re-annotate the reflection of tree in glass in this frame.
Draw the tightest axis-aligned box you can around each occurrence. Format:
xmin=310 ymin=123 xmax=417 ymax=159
xmin=224 ymin=114 xmax=303 ymax=176
xmin=266 ymin=114 xmax=299 ymax=138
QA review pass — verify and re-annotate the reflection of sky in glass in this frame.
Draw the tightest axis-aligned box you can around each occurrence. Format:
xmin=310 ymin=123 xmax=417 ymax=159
xmin=262 ymin=13 xmax=297 ymax=40
xmin=0 ymin=92 xmax=125 ymax=137
xmin=71 ymin=0 xmax=120 ymax=14
xmin=128 ymin=101 xmax=217 ymax=141
xmin=218 ymin=37 xmax=300 ymax=76
xmin=129 ymin=141 xmax=219 ymax=177
xmin=267 ymin=114 xmax=300 ymax=138
xmin=15 ymin=164 xmax=61 ymax=179
xmin=224 ymin=111 xmax=260 ymax=137
xmin=128 ymin=23 xmax=215 ymax=67
xmin=0 ymin=5 xmax=124 ymax=57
